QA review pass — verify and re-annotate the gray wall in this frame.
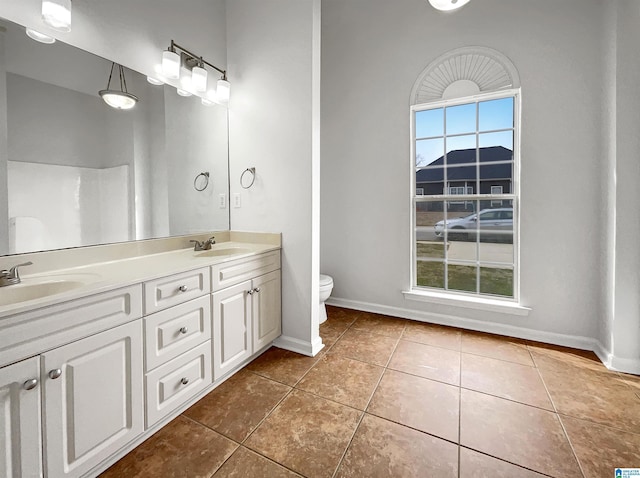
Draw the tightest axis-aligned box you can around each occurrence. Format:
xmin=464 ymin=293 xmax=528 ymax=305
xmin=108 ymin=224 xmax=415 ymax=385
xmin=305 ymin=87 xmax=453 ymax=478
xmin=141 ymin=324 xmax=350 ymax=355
xmin=321 ymin=0 xmax=606 ymax=345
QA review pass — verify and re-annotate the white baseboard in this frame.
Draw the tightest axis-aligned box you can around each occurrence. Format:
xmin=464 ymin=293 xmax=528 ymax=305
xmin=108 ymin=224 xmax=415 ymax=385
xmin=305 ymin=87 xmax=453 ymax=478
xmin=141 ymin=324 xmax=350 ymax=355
xmin=326 ymin=297 xmax=596 ymax=351
xmin=328 ymin=297 xmax=640 ymax=375
xmin=593 ymin=340 xmax=640 ymax=375
xmin=273 ymin=334 xmax=325 ymax=357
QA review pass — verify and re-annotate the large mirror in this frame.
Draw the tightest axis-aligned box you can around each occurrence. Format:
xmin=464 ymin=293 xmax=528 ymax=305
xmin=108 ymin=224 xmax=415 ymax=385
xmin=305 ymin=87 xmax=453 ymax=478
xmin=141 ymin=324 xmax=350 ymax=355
xmin=0 ymin=18 xmax=230 ymax=256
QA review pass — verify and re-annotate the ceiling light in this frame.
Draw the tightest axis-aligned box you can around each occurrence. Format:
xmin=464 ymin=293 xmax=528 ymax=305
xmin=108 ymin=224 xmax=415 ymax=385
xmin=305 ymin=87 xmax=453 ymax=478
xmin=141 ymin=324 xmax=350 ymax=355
xmin=428 ymin=0 xmax=470 ymax=11
xmin=42 ymin=0 xmax=71 ymax=32
xmin=99 ymin=63 xmax=138 ymax=110
xmin=25 ymin=28 xmax=56 ymax=44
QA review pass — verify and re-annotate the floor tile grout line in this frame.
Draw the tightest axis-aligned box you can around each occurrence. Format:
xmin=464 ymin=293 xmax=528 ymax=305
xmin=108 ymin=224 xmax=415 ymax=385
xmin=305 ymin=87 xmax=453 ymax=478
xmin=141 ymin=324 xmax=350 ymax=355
xmin=459 ymin=385 xmax=556 ymax=414
xmin=330 ymin=340 xmax=393 ymax=478
xmin=240 ymin=385 xmax=296 ymax=447
xmin=555 ymin=414 xmax=588 ymax=478
xmin=554 ymin=410 xmax=640 ymax=437
xmin=228 ymin=445 xmax=307 ymax=478
xmin=458 ymin=445 xmax=557 ymax=478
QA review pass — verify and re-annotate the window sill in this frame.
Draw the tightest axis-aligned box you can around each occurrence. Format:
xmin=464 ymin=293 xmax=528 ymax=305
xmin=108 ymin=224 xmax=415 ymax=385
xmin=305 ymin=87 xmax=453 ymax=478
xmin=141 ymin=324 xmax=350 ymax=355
xmin=402 ymin=289 xmax=531 ymax=316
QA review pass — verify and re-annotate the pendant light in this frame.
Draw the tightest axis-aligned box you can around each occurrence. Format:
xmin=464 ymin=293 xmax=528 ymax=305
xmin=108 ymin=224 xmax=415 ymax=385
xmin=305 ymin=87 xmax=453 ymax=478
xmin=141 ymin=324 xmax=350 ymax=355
xmin=42 ymin=0 xmax=72 ymax=32
xmin=428 ymin=0 xmax=470 ymax=11
xmin=99 ymin=63 xmax=138 ymax=110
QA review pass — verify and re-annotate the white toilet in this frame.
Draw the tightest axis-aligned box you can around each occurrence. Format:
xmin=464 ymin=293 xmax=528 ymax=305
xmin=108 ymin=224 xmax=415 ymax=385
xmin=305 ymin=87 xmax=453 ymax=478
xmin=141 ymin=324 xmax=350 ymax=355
xmin=319 ymin=274 xmax=334 ymax=324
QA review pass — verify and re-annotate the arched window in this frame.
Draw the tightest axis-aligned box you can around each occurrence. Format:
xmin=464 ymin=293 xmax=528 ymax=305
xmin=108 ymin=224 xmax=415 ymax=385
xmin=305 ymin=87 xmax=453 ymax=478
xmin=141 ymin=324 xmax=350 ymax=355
xmin=410 ymin=47 xmax=521 ymax=300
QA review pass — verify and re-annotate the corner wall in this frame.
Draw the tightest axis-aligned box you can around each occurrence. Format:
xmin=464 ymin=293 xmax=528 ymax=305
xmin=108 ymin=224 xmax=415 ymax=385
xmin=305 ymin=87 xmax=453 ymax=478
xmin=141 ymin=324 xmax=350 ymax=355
xmin=600 ymin=0 xmax=640 ymax=374
xmin=226 ymin=0 xmax=322 ymax=355
xmin=321 ymin=0 xmax=606 ymax=348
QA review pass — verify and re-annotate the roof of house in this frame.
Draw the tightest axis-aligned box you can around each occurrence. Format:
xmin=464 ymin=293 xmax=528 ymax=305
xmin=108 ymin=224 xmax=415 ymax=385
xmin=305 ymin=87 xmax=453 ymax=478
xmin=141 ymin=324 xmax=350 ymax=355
xmin=416 ymin=146 xmax=513 ymax=183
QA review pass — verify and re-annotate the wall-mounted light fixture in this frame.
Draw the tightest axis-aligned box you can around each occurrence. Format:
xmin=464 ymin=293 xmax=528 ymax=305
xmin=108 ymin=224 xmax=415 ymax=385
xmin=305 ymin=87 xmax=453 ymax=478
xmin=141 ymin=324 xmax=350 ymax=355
xmin=42 ymin=0 xmax=72 ymax=32
xmin=428 ymin=0 xmax=470 ymax=11
xmin=161 ymin=40 xmax=229 ymax=104
xmin=99 ymin=63 xmax=138 ymax=110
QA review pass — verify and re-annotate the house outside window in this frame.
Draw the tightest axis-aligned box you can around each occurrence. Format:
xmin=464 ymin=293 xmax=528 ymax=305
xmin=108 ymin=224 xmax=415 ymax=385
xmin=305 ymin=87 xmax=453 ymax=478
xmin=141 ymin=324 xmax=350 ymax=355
xmin=411 ymin=91 xmax=519 ymax=300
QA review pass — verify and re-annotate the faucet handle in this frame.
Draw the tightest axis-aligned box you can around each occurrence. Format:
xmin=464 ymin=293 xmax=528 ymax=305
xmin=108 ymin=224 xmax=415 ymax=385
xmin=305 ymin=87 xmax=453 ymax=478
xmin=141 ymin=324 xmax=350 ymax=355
xmin=189 ymin=240 xmax=204 ymax=251
xmin=207 ymin=236 xmax=216 ymax=244
xmin=9 ymin=262 xmax=32 ymax=280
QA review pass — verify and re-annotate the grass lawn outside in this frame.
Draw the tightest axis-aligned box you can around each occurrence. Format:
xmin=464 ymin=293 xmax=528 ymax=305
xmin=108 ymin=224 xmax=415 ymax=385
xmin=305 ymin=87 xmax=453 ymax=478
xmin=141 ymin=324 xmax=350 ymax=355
xmin=416 ymin=260 xmax=513 ymax=298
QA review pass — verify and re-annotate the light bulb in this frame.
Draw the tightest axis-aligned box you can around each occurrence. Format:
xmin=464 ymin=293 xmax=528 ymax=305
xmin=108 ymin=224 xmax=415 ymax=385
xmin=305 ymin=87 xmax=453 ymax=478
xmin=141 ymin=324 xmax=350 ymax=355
xmin=177 ymin=88 xmax=192 ymax=97
xmin=428 ymin=0 xmax=470 ymax=11
xmin=25 ymin=28 xmax=56 ymax=44
xmin=42 ymin=0 xmax=71 ymax=32
xmin=192 ymin=66 xmax=208 ymax=93
xmin=146 ymin=76 xmax=163 ymax=86
xmin=216 ymin=79 xmax=230 ymax=104
xmin=162 ymin=50 xmax=180 ymax=79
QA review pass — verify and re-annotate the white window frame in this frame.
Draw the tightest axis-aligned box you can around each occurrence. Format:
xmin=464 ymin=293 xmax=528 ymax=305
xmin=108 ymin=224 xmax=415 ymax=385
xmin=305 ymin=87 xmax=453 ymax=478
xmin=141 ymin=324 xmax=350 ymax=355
xmin=490 ymin=186 xmax=503 ymax=207
xmin=410 ymin=89 xmax=521 ymax=303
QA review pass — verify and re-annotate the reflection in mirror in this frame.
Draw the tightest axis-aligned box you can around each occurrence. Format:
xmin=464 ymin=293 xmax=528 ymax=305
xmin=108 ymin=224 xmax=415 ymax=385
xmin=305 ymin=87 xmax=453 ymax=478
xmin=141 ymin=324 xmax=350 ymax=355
xmin=0 ymin=18 xmax=229 ymax=256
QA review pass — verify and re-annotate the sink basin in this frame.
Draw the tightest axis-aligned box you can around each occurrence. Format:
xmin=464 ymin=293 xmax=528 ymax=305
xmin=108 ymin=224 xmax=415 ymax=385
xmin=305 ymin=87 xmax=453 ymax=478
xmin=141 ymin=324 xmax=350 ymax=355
xmin=0 ymin=280 xmax=85 ymax=306
xmin=196 ymin=247 xmax=252 ymax=258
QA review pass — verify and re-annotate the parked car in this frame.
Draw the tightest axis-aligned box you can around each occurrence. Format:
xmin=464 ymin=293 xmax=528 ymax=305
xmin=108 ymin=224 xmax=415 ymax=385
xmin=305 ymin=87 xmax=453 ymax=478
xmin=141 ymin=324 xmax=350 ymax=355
xmin=434 ymin=208 xmax=513 ymax=242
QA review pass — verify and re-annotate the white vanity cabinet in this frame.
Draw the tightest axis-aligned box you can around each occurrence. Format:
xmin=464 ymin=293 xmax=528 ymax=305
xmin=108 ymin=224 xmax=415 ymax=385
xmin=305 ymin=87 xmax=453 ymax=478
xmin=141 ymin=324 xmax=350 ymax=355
xmin=211 ymin=251 xmax=281 ymax=378
xmin=0 ymin=357 xmax=42 ymax=478
xmin=42 ymin=320 xmax=144 ymax=478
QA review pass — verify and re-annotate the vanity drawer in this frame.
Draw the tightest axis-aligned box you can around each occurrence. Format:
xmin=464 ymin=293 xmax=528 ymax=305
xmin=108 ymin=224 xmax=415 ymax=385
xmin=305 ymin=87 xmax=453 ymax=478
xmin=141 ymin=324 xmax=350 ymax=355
xmin=143 ymin=268 xmax=210 ymax=315
xmin=145 ymin=341 xmax=212 ymax=428
xmin=0 ymin=285 xmax=142 ymax=369
xmin=144 ymin=295 xmax=211 ymax=372
xmin=211 ymin=250 xmax=281 ymax=290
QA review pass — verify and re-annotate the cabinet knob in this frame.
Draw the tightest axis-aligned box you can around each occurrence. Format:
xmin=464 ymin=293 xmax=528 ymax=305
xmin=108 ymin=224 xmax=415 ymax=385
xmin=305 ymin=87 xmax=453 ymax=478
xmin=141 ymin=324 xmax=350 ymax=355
xmin=247 ymin=289 xmax=254 ymax=295
xmin=178 ymin=285 xmax=188 ymax=292
xmin=253 ymin=287 xmax=261 ymax=293
xmin=23 ymin=378 xmax=38 ymax=390
xmin=180 ymin=377 xmax=189 ymax=385
xmin=179 ymin=326 xmax=188 ymax=334
xmin=48 ymin=369 xmax=62 ymax=380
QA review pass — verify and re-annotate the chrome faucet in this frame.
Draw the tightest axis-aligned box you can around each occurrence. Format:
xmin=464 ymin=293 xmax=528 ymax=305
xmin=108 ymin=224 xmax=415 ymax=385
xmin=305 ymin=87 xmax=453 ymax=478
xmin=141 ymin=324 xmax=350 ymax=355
xmin=0 ymin=261 xmax=33 ymax=286
xmin=189 ymin=236 xmax=216 ymax=251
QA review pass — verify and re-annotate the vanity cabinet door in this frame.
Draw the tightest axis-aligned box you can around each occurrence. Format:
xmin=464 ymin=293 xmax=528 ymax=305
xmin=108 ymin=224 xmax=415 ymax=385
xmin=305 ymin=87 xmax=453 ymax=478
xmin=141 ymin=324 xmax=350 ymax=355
xmin=212 ymin=281 xmax=253 ymax=379
xmin=0 ymin=357 xmax=42 ymax=478
xmin=42 ymin=320 xmax=144 ymax=478
xmin=252 ymin=270 xmax=282 ymax=352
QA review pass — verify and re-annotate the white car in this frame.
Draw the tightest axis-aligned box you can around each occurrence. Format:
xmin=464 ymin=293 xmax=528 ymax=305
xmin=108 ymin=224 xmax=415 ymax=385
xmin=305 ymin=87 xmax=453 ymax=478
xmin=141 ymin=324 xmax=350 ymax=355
xmin=434 ymin=208 xmax=513 ymax=242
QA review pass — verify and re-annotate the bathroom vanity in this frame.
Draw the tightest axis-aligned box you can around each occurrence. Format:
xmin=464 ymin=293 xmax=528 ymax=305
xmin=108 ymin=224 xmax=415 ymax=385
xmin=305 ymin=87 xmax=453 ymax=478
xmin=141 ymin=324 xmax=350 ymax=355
xmin=0 ymin=233 xmax=281 ymax=478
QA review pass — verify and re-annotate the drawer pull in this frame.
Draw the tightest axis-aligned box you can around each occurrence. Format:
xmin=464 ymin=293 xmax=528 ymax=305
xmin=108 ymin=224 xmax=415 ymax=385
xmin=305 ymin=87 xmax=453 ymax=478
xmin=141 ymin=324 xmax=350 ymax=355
xmin=253 ymin=287 xmax=261 ymax=293
xmin=48 ymin=369 xmax=62 ymax=380
xmin=179 ymin=326 xmax=188 ymax=334
xmin=247 ymin=289 xmax=254 ymax=295
xmin=180 ymin=377 xmax=189 ymax=385
xmin=178 ymin=285 xmax=188 ymax=293
xmin=23 ymin=379 xmax=38 ymax=391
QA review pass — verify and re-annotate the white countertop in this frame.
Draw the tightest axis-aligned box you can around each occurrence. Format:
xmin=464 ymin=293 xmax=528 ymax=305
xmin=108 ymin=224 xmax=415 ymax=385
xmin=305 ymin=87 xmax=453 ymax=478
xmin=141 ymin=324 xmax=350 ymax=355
xmin=0 ymin=241 xmax=280 ymax=318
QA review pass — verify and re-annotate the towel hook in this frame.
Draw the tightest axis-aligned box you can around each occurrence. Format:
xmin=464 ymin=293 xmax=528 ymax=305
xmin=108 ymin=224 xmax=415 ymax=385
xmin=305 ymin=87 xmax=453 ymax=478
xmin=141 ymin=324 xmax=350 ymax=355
xmin=240 ymin=167 xmax=256 ymax=189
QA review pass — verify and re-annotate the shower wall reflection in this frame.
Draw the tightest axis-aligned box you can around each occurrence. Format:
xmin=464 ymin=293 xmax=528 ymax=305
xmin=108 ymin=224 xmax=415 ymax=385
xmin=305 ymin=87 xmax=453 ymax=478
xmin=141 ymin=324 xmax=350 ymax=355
xmin=0 ymin=18 xmax=229 ymax=256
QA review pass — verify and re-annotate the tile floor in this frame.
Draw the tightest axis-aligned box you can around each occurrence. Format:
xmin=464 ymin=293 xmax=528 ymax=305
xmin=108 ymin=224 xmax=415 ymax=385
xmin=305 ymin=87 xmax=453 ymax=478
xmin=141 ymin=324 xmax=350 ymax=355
xmin=102 ymin=306 xmax=640 ymax=478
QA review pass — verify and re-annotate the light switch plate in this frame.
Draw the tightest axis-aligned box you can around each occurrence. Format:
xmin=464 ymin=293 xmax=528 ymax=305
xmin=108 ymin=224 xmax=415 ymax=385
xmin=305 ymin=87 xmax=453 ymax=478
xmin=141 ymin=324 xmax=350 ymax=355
xmin=219 ymin=194 xmax=226 ymax=208
xmin=233 ymin=193 xmax=241 ymax=208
